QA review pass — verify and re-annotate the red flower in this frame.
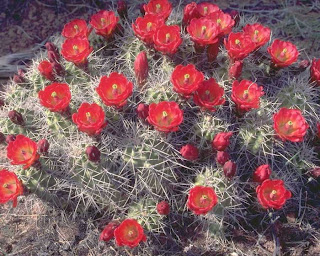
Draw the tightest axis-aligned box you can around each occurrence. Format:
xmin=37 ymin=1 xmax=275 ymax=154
xmin=143 ymin=0 xmax=172 ymax=21
xmin=231 ymin=80 xmax=264 ymax=112
xmin=0 ymin=169 xmax=23 ymax=208
xmin=38 ymin=60 xmax=55 ymax=81
xmin=100 ymin=221 xmax=120 ymax=242
xmin=156 ymin=201 xmax=170 ymax=215
xmin=62 ymin=19 xmax=91 ymax=39
xmin=187 ymin=186 xmax=218 ymax=215
xmin=171 ymin=64 xmax=204 ymax=97
xmin=223 ymin=160 xmax=237 ymax=179
xmin=61 ymin=37 xmax=93 ymax=65
xmin=38 ymin=83 xmax=71 ymax=112
xmin=243 ymin=23 xmax=271 ymax=50
xmin=273 ymin=108 xmax=309 ymax=142
xmin=136 ymin=103 xmax=149 ymax=120
xmin=253 ymin=164 xmax=272 ymax=183
xmin=310 ymin=58 xmax=320 ymax=86
xmin=224 ymin=32 xmax=256 ymax=60
xmin=215 ymin=151 xmax=230 ymax=165
xmin=72 ymin=103 xmax=107 ymax=136
xmin=228 ymin=60 xmax=243 ymax=79
xmin=147 ymin=101 xmax=183 ymax=133
xmin=256 ymin=179 xmax=291 ymax=210
xmin=96 ymin=72 xmax=133 ymax=108
xmin=183 ymin=2 xmax=200 ymax=25
xmin=153 ymin=25 xmax=182 ymax=55
xmin=180 ymin=144 xmax=199 ymax=161
xmin=134 ymin=51 xmax=149 ymax=86
xmin=7 ymin=135 xmax=40 ymax=169
xmin=187 ymin=17 xmax=220 ymax=47
xmin=212 ymin=132 xmax=233 ymax=151
xmin=208 ymin=10 xmax=235 ymax=35
xmin=193 ymin=78 xmax=225 ymax=112
xmin=267 ymin=39 xmax=299 ymax=68
xmin=114 ymin=219 xmax=147 ymax=248
xmin=90 ymin=10 xmax=119 ymax=38
xmin=196 ymin=2 xmax=220 ymax=17
xmin=132 ymin=14 xmax=165 ymax=45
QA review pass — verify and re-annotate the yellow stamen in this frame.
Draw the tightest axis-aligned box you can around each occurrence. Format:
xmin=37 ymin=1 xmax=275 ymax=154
xmin=73 ymin=45 xmax=78 ymax=51
xmin=217 ymin=18 xmax=221 ymax=24
xmin=86 ymin=112 xmax=91 ymax=118
xmin=184 ymin=74 xmax=190 ymax=79
xmin=128 ymin=230 xmax=134 ymax=237
xmin=235 ymin=39 xmax=240 ymax=45
xmin=205 ymin=90 xmax=210 ymax=95
xmin=162 ymin=111 xmax=168 ymax=117
xmin=3 ymin=183 xmax=8 ymax=188
xmin=147 ymin=22 xmax=152 ymax=31
xmin=51 ymin=91 xmax=57 ymax=97
xmin=203 ymin=6 xmax=208 ymax=15
xmin=101 ymin=18 xmax=106 ymax=24
xmin=201 ymin=26 xmax=207 ymax=34
xmin=74 ymin=24 xmax=79 ymax=31
xmin=282 ymin=48 xmax=287 ymax=53
xmin=287 ymin=120 xmax=293 ymax=126
xmin=165 ymin=33 xmax=171 ymax=43
xmin=112 ymin=84 xmax=118 ymax=89
xmin=254 ymin=30 xmax=259 ymax=35
xmin=156 ymin=4 xmax=161 ymax=10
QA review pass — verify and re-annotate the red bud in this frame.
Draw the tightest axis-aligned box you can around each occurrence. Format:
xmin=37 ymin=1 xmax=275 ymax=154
xmin=228 ymin=60 xmax=243 ymax=79
xmin=86 ymin=146 xmax=101 ymax=162
xmin=6 ymin=135 xmax=16 ymax=144
xmin=134 ymin=51 xmax=148 ymax=87
xmin=156 ymin=201 xmax=170 ymax=215
xmin=223 ymin=160 xmax=237 ymax=179
xmin=136 ymin=103 xmax=149 ymax=120
xmin=38 ymin=139 xmax=50 ymax=154
xmin=8 ymin=110 xmax=24 ymax=125
xmin=216 ymin=151 xmax=230 ymax=165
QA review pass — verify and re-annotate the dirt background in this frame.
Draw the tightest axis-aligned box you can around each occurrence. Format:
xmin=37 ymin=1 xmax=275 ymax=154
xmin=0 ymin=0 xmax=320 ymax=255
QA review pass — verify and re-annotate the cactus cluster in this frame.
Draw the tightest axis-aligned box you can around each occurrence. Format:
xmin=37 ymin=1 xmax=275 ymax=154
xmin=1 ymin=0 xmax=320 ymax=254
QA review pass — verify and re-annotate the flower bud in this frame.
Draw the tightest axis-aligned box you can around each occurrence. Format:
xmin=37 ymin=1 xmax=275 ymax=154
xmin=48 ymin=50 xmax=60 ymax=63
xmin=299 ymin=59 xmax=310 ymax=70
xmin=0 ymin=132 xmax=5 ymax=144
xmin=52 ymin=62 xmax=64 ymax=76
xmin=310 ymin=167 xmax=320 ymax=178
xmin=180 ymin=144 xmax=199 ymax=161
xmin=86 ymin=146 xmax=101 ymax=162
xmin=136 ymin=103 xmax=149 ymax=120
xmin=139 ymin=4 xmax=145 ymax=15
xmin=212 ymin=132 xmax=233 ymax=151
xmin=8 ymin=110 xmax=24 ymax=125
xmin=134 ymin=51 xmax=148 ymax=87
xmin=45 ymin=42 xmax=58 ymax=53
xmin=253 ymin=164 xmax=271 ymax=183
xmin=117 ymin=1 xmax=128 ymax=19
xmin=228 ymin=60 xmax=243 ymax=79
xmin=13 ymin=69 xmax=25 ymax=84
xmin=223 ymin=160 xmax=237 ymax=179
xmin=38 ymin=139 xmax=50 ymax=154
xmin=156 ymin=201 xmax=170 ymax=215
xmin=100 ymin=221 xmax=120 ymax=242
xmin=0 ymin=99 xmax=4 ymax=108
xmin=216 ymin=151 xmax=230 ymax=165
xmin=6 ymin=134 xmax=16 ymax=144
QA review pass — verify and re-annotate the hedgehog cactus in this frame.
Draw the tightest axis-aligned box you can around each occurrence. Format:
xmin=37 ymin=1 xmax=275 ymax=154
xmin=1 ymin=0 xmax=320 ymax=254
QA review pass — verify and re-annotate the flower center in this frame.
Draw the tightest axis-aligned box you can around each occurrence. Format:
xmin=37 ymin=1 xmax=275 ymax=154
xmin=51 ymin=91 xmax=57 ymax=97
xmin=201 ymin=26 xmax=207 ymax=35
xmin=184 ymin=73 xmax=190 ymax=84
xmin=287 ymin=120 xmax=293 ymax=126
xmin=203 ymin=6 xmax=208 ymax=15
xmin=3 ymin=183 xmax=8 ymax=188
xmin=112 ymin=84 xmax=118 ymax=89
xmin=74 ymin=24 xmax=79 ymax=31
xmin=217 ymin=18 xmax=221 ymax=24
xmin=146 ymin=22 xmax=153 ymax=31
xmin=200 ymin=194 xmax=208 ymax=205
xmin=165 ymin=33 xmax=171 ymax=43
xmin=254 ymin=30 xmax=259 ymax=35
xmin=243 ymin=90 xmax=249 ymax=99
xmin=73 ymin=45 xmax=79 ymax=53
xmin=235 ymin=39 xmax=240 ymax=45
xmin=270 ymin=189 xmax=277 ymax=199
xmin=156 ymin=4 xmax=161 ymax=12
xmin=86 ymin=112 xmax=91 ymax=118
xmin=162 ymin=111 xmax=168 ymax=117
xmin=282 ymin=48 xmax=287 ymax=53
xmin=101 ymin=17 xmax=106 ymax=25
xmin=128 ymin=230 xmax=134 ymax=238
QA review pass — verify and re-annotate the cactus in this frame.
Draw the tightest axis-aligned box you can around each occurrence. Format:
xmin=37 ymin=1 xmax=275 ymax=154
xmin=0 ymin=1 xmax=319 ymax=254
